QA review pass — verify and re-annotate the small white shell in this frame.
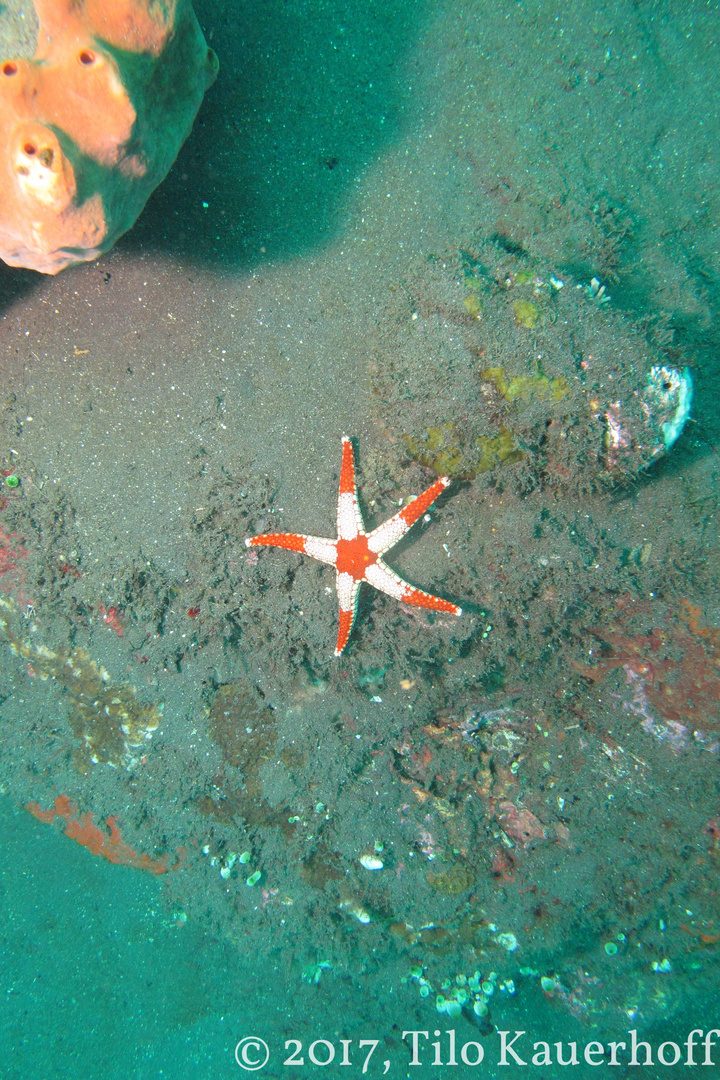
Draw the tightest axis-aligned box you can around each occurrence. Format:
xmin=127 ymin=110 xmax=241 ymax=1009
xmin=339 ymin=897 xmax=372 ymax=924
xmin=359 ymin=854 xmax=384 ymax=871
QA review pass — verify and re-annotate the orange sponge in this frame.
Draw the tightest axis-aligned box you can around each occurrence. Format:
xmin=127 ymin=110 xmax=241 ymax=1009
xmin=0 ymin=0 xmax=218 ymax=273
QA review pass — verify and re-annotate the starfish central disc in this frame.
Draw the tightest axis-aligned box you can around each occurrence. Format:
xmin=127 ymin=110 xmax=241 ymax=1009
xmin=335 ymin=534 xmax=377 ymax=580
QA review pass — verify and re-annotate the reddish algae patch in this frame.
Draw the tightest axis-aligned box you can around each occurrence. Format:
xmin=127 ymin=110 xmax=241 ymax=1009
xmin=573 ymin=599 xmax=720 ymax=730
xmin=26 ymin=794 xmax=170 ymax=874
xmin=0 ymin=527 xmax=27 ymax=579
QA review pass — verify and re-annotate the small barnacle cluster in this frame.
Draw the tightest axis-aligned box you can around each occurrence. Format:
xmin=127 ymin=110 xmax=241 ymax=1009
xmin=583 ymin=277 xmax=611 ymax=306
xmin=408 ymin=965 xmax=516 ymax=1022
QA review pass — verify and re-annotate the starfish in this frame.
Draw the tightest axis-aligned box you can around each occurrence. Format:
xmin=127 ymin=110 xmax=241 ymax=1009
xmin=246 ymin=437 xmax=462 ymax=655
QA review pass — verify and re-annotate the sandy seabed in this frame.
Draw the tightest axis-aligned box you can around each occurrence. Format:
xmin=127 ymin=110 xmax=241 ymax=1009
xmin=0 ymin=1 xmax=719 ymax=1077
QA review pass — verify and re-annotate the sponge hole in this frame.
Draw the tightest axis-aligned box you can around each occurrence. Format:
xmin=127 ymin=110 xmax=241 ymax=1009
xmin=2 ymin=61 xmax=18 ymax=76
xmin=78 ymin=50 xmax=96 ymax=66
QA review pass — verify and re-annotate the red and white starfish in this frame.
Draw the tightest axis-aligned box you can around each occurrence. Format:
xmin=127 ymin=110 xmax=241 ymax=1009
xmin=246 ymin=437 xmax=462 ymax=655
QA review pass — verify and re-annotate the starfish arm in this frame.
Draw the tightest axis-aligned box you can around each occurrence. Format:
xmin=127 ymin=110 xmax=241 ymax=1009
xmin=367 ymin=477 xmax=451 ymax=555
xmin=364 ymin=558 xmax=462 ymax=616
xmin=246 ymin=533 xmax=338 ymax=566
xmin=337 ymin=436 xmax=364 ymax=541
xmin=335 ymin=571 xmax=361 ymax=656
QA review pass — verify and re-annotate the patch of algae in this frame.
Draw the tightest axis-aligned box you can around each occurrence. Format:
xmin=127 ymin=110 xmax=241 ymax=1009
xmin=512 ymin=299 xmax=540 ymax=328
xmin=462 ymin=262 xmax=551 ymax=329
xmin=196 ymin=682 xmax=297 ymax=838
xmin=207 ymin=682 xmax=276 ymax=796
xmin=401 ymin=365 xmax=568 ymax=479
xmin=463 ymin=293 xmax=482 ymax=318
xmin=0 ymin=596 xmax=161 ymax=772
xmin=481 ymin=365 xmax=570 ymax=404
xmin=402 ymin=422 xmax=524 ymax=481
xmin=426 ymin=863 xmax=473 ymax=895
